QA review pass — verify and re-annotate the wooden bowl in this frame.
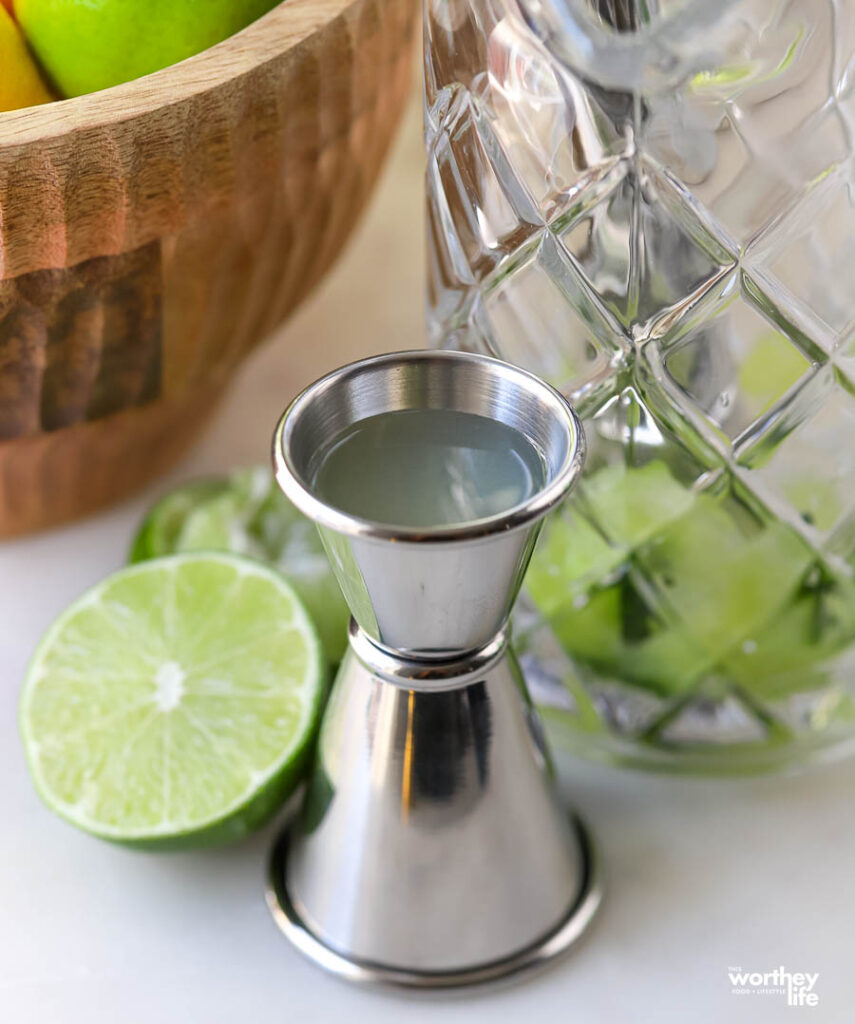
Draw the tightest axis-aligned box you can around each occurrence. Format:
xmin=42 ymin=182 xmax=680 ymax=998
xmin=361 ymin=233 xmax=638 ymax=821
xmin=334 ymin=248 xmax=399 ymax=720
xmin=0 ymin=0 xmax=415 ymax=536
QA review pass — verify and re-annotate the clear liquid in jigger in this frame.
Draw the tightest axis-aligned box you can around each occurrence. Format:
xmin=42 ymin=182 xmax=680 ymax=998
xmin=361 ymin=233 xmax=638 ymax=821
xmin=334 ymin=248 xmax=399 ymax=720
xmin=310 ymin=408 xmax=546 ymax=528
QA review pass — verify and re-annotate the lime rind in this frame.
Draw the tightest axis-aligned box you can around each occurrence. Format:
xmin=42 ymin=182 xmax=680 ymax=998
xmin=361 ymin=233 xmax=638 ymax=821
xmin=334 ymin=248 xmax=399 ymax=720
xmin=20 ymin=553 xmax=324 ymax=847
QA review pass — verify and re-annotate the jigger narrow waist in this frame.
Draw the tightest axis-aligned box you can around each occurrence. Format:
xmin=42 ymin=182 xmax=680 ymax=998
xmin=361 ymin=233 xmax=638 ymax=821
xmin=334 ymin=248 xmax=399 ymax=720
xmin=347 ymin=619 xmax=509 ymax=691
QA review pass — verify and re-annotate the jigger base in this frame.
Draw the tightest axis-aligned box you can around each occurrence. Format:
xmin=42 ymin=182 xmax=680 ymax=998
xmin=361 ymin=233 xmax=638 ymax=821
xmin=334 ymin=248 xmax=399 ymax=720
xmin=266 ymin=813 xmax=602 ymax=991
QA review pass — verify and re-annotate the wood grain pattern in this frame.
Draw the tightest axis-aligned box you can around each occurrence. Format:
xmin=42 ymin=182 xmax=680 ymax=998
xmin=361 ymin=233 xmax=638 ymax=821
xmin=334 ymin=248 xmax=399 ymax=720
xmin=0 ymin=0 xmax=416 ymax=535
xmin=0 ymin=384 xmax=224 ymax=535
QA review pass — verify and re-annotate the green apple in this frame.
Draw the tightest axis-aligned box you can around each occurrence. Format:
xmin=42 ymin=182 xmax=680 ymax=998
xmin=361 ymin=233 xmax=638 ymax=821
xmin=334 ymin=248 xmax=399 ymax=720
xmin=16 ymin=0 xmax=281 ymax=98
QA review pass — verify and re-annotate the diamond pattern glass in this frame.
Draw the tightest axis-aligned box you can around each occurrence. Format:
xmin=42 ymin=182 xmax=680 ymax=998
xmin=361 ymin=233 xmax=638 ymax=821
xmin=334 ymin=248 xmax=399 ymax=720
xmin=480 ymin=233 xmax=621 ymax=397
xmin=740 ymin=373 xmax=855 ymax=537
xmin=426 ymin=0 xmax=855 ymax=772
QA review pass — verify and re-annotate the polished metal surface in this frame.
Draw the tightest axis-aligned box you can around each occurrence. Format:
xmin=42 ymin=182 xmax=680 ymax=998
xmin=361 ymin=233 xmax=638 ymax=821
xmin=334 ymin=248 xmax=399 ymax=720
xmin=268 ymin=350 xmax=600 ymax=988
xmin=267 ymin=814 xmax=602 ymax=990
xmin=270 ymin=637 xmax=602 ymax=978
xmin=346 ymin=616 xmax=509 ymax=691
xmin=273 ymin=350 xmax=585 ymax=657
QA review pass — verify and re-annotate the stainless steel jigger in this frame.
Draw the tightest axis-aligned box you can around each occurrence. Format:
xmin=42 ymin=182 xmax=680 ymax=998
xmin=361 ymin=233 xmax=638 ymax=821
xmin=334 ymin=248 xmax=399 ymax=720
xmin=266 ymin=350 xmax=602 ymax=989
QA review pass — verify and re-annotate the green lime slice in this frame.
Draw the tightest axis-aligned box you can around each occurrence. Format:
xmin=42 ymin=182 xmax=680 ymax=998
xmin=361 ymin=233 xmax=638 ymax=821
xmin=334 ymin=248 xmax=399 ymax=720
xmin=637 ymin=494 xmax=812 ymax=658
xmin=526 ymin=509 xmax=620 ymax=616
xmin=546 ymin=578 xmax=712 ymax=695
xmin=130 ymin=467 xmax=350 ymax=664
xmin=128 ymin=478 xmax=229 ymax=563
xmin=526 ymin=460 xmax=696 ymax=617
xmin=723 ymin=570 xmax=855 ymax=698
xmin=582 ymin=460 xmax=695 ymax=549
xmin=526 ymin=461 xmax=825 ymax=699
xmin=20 ymin=553 xmax=325 ymax=848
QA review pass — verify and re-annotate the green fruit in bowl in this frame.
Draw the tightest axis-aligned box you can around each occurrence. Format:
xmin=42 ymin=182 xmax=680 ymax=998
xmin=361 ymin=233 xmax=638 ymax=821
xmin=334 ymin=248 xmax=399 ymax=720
xmin=16 ymin=0 xmax=281 ymax=98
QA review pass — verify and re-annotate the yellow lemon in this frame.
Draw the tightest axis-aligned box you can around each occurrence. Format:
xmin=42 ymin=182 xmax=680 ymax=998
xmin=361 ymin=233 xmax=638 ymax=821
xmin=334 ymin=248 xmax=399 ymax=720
xmin=0 ymin=4 xmax=52 ymax=112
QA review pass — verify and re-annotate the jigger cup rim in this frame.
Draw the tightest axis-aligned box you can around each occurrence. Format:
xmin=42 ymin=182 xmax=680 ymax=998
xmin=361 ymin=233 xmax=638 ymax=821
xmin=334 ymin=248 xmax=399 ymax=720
xmin=272 ymin=349 xmax=585 ymax=544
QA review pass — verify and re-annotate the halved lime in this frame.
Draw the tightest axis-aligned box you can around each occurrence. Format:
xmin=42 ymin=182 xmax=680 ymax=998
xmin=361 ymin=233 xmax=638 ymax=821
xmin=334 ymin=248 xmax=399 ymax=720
xmin=20 ymin=553 xmax=324 ymax=848
xmin=130 ymin=468 xmax=350 ymax=664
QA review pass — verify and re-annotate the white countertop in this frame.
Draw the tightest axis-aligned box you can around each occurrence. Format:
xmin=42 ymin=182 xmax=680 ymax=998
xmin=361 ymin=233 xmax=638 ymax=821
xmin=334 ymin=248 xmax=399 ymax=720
xmin=2 ymin=94 xmax=853 ymax=1024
